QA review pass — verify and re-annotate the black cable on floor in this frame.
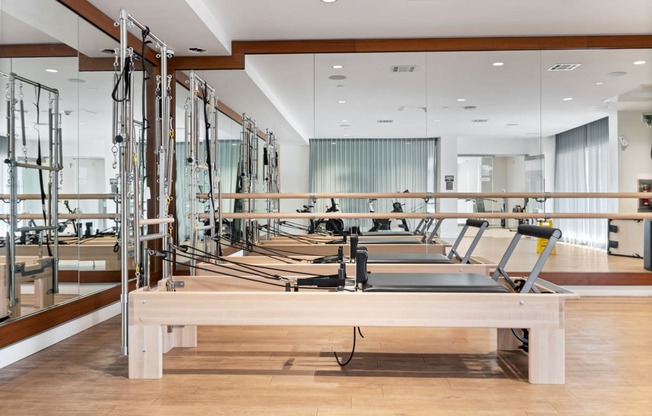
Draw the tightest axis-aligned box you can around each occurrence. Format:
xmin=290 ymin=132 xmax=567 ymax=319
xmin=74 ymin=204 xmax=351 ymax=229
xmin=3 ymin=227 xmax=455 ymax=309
xmin=334 ymin=326 xmax=363 ymax=367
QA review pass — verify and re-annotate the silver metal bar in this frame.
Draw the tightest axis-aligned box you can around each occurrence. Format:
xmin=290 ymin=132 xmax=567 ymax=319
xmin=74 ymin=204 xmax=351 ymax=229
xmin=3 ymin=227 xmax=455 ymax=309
xmin=50 ymin=93 xmax=60 ymax=295
xmin=126 ymin=13 xmax=167 ymax=48
xmin=11 ymin=73 xmax=58 ymax=94
xmin=7 ymin=75 xmax=17 ymax=311
xmin=119 ymin=7 xmax=130 ymax=357
xmin=11 ymin=162 xmax=62 ymax=172
xmin=140 ymin=217 xmax=174 ymax=225
xmin=17 ymin=225 xmax=57 ymax=232
xmin=188 ymin=71 xmax=198 ymax=274
xmin=139 ymin=232 xmax=166 ymax=242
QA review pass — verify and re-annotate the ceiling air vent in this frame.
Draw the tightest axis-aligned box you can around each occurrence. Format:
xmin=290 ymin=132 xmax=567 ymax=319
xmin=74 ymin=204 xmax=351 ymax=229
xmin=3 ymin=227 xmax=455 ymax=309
xmin=471 ymin=119 xmax=489 ymax=123
xmin=377 ymin=119 xmax=394 ymax=124
xmin=548 ymin=63 xmax=582 ymax=72
xmin=463 ymin=106 xmax=477 ymax=111
xmin=391 ymin=65 xmax=418 ymax=73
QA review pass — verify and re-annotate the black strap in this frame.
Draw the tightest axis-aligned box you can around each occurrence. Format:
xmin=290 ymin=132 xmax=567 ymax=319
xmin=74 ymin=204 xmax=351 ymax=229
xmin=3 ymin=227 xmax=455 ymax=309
xmin=111 ymin=56 xmax=132 ymax=103
xmin=34 ymin=85 xmax=52 ymax=257
xmin=202 ymin=83 xmax=221 ymax=256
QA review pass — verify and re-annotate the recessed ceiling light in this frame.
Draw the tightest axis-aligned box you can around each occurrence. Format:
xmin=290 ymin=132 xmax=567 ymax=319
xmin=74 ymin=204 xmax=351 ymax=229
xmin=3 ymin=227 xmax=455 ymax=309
xmin=46 ymin=69 xmax=58 ymax=73
xmin=338 ymin=100 xmax=346 ymax=104
xmin=341 ymin=119 xmax=348 ymax=123
xmin=596 ymin=82 xmax=604 ymax=85
xmin=562 ymin=97 xmax=573 ymax=101
xmin=606 ymin=71 xmax=627 ymax=77
xmin=322 ymin=0 xmax=338 ymax=3
xmin=433 ymin=119 xmax=442 ymax=123
xmin=332 ymin=64 xmax=343 ymax=69
xmin=634 ymin=60 xmax=646 ymax=65
xmin=492 ymin=62 xmax=504 ymax=67
xmin=457 ymin=98 xmax=466 ymax=102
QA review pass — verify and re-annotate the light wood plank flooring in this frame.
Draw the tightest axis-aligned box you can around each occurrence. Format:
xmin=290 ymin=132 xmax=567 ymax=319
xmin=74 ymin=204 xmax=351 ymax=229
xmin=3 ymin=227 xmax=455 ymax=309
xmin=0 ymin=298 xmax=650 ymax=415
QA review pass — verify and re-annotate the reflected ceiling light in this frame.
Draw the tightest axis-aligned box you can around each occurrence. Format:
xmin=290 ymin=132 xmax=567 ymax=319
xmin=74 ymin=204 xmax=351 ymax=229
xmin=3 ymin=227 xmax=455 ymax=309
xmin=329 ymin=75 xmax=347 ymax=80
xmin=634 ymin=60 xmax=646 ymax=65
xmin=596 ymin=82 xmax=604 ymax=85
xmin=562 ymin=97 xmax=573 ymax=101
xmin=606 ymin=71 xmax=627 ymax=77
xmin=433 ymin=119 xmax=442 ymax=123
xmin=68 ymin=78 xmax=86 ymax=83
xmin=456 ymin=98 xmax=466 ymax=102
xmin=338 ymin=100 xmax=346 ymax=104
xmin=341 ymin=119 xmax=348 ymax=123
xmin=46 ymin=69 xmax=58 ymax=73
xmin=492 ymin=62 xmax=504 ymax=67
xmin=343 ymin=134 xmax=349 ymax=137
xmin=322 ymin=0 xmax=338 ymax=3
xmin=332 ymin=64 xmax=343 ymax=69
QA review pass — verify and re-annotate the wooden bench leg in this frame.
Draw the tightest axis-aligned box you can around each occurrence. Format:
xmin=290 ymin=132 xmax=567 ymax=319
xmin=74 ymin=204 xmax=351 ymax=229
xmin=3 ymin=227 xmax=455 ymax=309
xmin=497 ymin=328 xmax=521 ymax=351
xmin=528 ymin=328 xmax=565 ymax=384
xmin=162 ymin=325 xmax=197 ymax=353
xmin=128 ymin=324 xmax=163 ymax=379
xmin=34 ymin=277 xmax=54 ymax=309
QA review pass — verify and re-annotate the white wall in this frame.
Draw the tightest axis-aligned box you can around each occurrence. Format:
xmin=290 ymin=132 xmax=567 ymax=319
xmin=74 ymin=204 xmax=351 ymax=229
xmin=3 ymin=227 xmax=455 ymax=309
xmin=617 ymin=111 xmax=652 ymax=212
xmin=438 ymin=136 xmax=459 ymax=239
xmin=279 ymin=144 xmax=310 ymax=232
xmin=457 ymin=137 xmax=540 ymax=156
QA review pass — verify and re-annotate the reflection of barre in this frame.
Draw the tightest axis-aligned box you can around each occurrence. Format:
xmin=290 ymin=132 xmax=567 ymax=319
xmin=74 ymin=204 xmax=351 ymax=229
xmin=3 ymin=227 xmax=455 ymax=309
xmin=0 ymin=213 xmax=118 ymax=220
xmin=128 ymin=287 xmax=576 ymax=384
xmin=200 ymin=212 xmax=652 ymax=220
xmin=140 ymin=218 xmax=175 ymax=226
xmin=194 ymin=225 xmax=212 ymax=231
xmin=0 ymin=193 xmax=116 ymax=200
xmin=200 ymin=191 xmax=652 ymax=200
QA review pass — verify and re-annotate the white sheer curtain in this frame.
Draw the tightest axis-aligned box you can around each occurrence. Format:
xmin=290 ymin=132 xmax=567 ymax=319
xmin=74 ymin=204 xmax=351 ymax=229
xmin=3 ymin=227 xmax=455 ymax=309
xmin=309 ymin=138 xmax=437 ymax=231
xmin=554 ymin=117 xmax=609 ymax=249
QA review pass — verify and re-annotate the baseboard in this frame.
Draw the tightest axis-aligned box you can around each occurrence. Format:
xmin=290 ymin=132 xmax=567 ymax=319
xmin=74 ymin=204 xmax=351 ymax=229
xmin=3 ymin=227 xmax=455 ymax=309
xmin=0 ymin=301 xmax=120 ymax=369
xmin=565 ymin=286 xmax=652 ymax=297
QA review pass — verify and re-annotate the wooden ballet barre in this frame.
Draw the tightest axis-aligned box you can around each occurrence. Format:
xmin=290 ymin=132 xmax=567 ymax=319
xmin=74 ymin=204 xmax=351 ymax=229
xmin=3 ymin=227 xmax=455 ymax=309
xmin=0 ymin=193 xmax=116 ymax=201
xmin=199 ymin=192 xmax=652 ymax=200
xmin=199 ymin=212 xmax=652 ymax=220
xmin=139 ymin=218 xmax=175 ymax=226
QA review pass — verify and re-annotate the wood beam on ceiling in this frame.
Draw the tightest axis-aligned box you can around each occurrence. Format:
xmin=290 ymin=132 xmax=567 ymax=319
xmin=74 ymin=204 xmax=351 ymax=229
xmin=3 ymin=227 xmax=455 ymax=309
xmin=0 ymin=43 xmax=77 ymax=58
xmin=56 ymin=0 xmax=160 ymax=65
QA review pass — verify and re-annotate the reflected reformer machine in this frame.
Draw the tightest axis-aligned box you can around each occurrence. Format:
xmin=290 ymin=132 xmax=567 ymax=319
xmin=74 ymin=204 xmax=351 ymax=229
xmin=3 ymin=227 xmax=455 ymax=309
xmin=1 ymin=71 xmax=61 ymax=319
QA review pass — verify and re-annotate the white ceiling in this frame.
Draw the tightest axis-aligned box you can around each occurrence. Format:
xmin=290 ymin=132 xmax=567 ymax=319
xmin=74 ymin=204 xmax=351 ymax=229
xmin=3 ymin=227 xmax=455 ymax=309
xmin=2 ymin=0 xmax=651 ymax=147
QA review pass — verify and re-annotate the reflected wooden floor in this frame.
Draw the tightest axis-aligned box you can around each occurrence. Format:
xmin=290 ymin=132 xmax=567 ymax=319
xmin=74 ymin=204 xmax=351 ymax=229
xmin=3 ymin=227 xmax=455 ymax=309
xmin=0 ymin=298 xmax=651 ymax=415
xmin=451 ymin=228 xmax=652 ymax=284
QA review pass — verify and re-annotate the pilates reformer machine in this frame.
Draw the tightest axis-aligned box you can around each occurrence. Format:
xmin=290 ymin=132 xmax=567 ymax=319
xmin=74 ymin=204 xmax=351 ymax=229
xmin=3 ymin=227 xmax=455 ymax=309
xmin=128 ymin=223 xmax=576 ymax=384
xmin=113 ymin=8 xmax=175 ymax=355
xmin=231 ymin=114 xmax=259 ymax=249
xmin=1 ymin=71 xmax=61 ymax=319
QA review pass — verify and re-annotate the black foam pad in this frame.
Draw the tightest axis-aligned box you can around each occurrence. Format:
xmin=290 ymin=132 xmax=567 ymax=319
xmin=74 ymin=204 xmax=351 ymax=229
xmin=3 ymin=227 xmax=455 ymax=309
xmin=465 ymin=219 xmax=489 ymax=228
xmin=367 ymin=253 xmax=451 ymax=264
xmin=517 ymin=224 xmax=562 ymax=240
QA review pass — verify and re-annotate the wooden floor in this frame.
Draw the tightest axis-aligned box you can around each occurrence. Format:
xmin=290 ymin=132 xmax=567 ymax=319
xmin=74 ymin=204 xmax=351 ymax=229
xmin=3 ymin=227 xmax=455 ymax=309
xmin=1 ymin=297 xmax=651 ymax=415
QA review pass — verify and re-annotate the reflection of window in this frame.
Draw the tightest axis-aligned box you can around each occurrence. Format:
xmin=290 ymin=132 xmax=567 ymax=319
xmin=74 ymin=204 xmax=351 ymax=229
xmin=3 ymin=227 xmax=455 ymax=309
xmin=525 ymin=155 xmax=545 ymax=213
xmin=554 ymin=117 xmax=609 ymax=249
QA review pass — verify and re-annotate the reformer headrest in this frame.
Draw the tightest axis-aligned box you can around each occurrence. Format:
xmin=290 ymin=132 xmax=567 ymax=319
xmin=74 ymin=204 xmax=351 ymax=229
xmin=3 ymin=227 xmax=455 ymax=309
xmin=465 ymin=219 xmax=488 ymax=229
xmin=517 ymin=224 xmax=562 ymax=240
xmin=355 ymin=247 xmax=368 ymax=284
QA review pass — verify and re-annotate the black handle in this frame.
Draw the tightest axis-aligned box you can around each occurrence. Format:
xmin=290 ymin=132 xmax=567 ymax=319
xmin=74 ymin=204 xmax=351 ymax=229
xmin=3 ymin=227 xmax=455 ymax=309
xmin=518 ymin=224 xmax=562 ymax=240
xmin=465 ymin=219 xmax=488 ymax=228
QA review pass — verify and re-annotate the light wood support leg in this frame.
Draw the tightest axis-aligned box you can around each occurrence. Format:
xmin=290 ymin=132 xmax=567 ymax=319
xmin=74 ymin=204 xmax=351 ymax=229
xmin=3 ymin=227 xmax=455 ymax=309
xmin=162 ymin=325 xmax=197 ymax=353
xmin=497 ymin=328 xmax=521 ymax=351
xmin=528 ymin=328 xmax=565 ymax=384
xmin=128 ymin=324 xmax=163 ymax=379
xmin=34 ymin=278 xmax=54 ymax=309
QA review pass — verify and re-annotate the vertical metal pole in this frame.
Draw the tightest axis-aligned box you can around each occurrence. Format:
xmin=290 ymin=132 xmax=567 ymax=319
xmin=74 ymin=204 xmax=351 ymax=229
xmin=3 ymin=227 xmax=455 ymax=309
xmin=7 ymin=75 xmax=17 ymax=312
xmin=118 ymin=7 xmax=130 ymax=357
xmin=159 ymin=46 xmax=171 ymax=280
xmin=188 ymin=72 xmax=197 ymax=273
xmin=51 ymin=93 xmax=60 ymax=294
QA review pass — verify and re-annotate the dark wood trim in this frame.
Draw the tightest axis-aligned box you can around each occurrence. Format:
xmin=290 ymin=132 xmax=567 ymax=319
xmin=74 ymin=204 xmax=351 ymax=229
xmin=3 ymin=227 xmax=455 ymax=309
xmin=59 ymin=269 xmax=124 ymax=283
xmin=169 ymin=55 xmax=245 ymax=71
xmin=234 ymin=35 xmax=652 ymax=55
xmin=0 ymin=43 xmax=77 ymax=58
xmin=0 ymin=282 xmax=133 ymax=349
xmin=56 ymin=0 xmax=159 ymax=65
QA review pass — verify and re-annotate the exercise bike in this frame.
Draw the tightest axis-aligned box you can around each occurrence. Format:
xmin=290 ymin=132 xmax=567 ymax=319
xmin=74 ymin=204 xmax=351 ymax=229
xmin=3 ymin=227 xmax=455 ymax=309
xmin=368 ymin=191 xmax=410 ymax=233
xmin=297 ymin=198 xmax=345 ymax=235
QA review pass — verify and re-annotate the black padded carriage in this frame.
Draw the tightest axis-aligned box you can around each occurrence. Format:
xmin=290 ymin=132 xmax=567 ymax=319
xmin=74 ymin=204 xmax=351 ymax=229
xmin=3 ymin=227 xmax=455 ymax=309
xmin=355 ymin=224 xmax=562 ymax=294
